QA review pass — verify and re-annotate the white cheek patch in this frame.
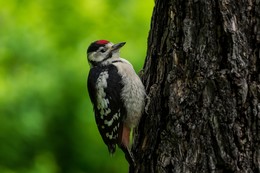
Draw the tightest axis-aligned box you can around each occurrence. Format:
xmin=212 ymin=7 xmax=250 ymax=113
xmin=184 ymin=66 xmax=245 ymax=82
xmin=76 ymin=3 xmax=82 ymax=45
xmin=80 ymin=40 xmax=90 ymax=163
xmin=88 ymin=52 xmax=106 ymax=63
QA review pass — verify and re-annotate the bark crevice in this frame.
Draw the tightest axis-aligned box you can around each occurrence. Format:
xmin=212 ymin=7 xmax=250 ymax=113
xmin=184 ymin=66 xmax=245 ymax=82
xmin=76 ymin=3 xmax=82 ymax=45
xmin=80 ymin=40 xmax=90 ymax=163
xmin=133 ymin=0 xmax=260 ymax=172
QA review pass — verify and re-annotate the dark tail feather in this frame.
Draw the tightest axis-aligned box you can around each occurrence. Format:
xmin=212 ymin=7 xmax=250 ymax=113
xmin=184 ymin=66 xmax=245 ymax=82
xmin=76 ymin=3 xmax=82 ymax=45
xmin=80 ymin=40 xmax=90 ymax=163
xmin=108 ymin=144 xmax=116 ymax=155
xmin=119 ymin=144 xmax=135 ymax=172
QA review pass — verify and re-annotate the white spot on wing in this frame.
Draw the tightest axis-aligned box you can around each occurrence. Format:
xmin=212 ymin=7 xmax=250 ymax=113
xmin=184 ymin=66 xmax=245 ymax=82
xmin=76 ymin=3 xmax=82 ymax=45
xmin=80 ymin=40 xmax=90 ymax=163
xmin=96 ymin=71 xmax=109 ymax=119
xmin=104 ymin=112 xmax=120 ymax=126
xmin=106 ymin=132 xmax=114 ymax=139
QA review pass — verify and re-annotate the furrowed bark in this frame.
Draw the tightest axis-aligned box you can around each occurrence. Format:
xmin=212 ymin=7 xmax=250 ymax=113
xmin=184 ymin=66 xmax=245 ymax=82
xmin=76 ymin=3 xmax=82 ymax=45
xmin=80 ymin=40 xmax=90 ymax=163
xmin=132 ymin=0 xmax=260 ymax=172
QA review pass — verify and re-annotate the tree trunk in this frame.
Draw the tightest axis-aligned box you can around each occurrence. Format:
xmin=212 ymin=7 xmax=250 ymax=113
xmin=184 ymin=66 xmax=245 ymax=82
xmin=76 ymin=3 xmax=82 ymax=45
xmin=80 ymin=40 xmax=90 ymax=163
xmin=132 ymin=0 xmax=260 ymax=172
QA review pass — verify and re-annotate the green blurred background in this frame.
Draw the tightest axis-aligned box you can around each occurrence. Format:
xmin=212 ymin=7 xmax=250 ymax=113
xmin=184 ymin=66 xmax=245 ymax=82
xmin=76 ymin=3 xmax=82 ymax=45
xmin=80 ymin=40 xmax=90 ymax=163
xmin=0 ymin=0 xmax=153 ymax=172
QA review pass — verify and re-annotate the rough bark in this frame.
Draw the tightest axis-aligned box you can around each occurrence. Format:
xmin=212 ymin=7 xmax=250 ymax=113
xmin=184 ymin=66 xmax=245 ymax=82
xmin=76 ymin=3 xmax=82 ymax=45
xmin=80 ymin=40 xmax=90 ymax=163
xmin=132 ymin=0 xmax=260 ymax=172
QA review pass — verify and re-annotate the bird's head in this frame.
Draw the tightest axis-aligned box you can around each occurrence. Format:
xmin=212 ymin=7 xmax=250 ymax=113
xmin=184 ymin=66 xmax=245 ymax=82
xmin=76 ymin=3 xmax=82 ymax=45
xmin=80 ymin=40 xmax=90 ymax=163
xmin=87 ymin=40 xmax=126 ymax=67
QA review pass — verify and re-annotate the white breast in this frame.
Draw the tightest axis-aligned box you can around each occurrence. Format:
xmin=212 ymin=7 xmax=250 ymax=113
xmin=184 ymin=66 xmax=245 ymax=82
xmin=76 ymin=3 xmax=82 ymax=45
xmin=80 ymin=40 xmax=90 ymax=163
xmin=113 ymin=58 xmax=146 ymax=128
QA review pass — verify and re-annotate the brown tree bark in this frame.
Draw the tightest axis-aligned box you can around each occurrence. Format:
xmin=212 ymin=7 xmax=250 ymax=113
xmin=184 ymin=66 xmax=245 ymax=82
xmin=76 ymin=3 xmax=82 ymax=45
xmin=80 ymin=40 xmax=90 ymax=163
xmin=132 ymin=0 xmax=260 ymax=172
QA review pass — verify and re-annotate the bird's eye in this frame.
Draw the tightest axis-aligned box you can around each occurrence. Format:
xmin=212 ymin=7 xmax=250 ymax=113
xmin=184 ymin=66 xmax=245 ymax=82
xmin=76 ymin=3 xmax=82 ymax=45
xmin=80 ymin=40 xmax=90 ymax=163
xmin=100 ymin=48 xmax=106 ymax=53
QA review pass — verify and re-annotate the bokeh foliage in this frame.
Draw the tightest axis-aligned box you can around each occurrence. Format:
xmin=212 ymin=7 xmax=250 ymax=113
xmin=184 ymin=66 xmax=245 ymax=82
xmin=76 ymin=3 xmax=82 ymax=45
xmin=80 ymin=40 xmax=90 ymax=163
xmin=0 ymin=0 xmax=153 ymax=172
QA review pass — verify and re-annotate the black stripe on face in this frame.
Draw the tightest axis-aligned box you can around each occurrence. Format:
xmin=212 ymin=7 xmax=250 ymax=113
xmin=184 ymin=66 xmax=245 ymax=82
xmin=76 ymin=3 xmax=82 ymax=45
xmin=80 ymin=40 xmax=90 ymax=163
xmin=102 ymin=51 xmax=113 ymax=61
xmin=88 ymin=51 xmax=113 ymax=67
xmin=89 ymin=60 xmax=100 ymax=67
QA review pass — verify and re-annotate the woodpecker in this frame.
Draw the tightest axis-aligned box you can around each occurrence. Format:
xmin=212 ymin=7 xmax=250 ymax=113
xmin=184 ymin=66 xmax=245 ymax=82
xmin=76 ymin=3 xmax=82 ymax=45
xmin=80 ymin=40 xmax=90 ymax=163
xmin=86 ymin=40 xmax=146 ymax=165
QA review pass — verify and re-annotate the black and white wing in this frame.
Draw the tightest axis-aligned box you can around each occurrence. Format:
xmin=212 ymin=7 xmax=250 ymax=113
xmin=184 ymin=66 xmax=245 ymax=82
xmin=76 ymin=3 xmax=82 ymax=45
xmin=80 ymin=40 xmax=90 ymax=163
xmin=87 ymin=64 xmax=126 ymax=154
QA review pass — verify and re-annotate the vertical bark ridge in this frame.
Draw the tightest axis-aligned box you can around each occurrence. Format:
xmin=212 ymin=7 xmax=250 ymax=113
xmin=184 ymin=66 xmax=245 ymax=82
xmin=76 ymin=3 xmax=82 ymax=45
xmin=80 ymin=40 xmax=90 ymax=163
xmin=133 ymin=0 xmax=260 ymax=172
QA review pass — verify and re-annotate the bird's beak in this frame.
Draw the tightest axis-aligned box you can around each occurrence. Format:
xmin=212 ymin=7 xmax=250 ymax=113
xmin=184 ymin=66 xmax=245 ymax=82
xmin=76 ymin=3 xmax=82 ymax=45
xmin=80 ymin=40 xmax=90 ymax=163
xmin=111 ymin=42 xmax=126 ymax=51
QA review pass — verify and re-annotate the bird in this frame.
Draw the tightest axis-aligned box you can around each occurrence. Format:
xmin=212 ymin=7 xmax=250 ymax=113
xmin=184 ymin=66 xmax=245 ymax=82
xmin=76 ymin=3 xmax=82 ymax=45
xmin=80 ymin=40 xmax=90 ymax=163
xmin=86 ymin=40 xmax=146 ymax=166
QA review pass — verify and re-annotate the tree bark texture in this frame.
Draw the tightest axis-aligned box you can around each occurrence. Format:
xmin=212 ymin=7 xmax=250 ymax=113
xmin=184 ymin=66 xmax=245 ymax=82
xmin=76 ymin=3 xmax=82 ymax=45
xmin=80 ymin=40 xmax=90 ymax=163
xmin=132 ymin=0 xmax=260 ymax=172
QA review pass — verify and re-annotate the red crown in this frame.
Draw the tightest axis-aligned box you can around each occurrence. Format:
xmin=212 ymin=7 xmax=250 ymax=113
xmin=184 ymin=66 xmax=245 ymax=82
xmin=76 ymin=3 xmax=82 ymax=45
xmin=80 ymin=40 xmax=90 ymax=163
xmin=96 ymin=40 xmax=109 ymax=45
